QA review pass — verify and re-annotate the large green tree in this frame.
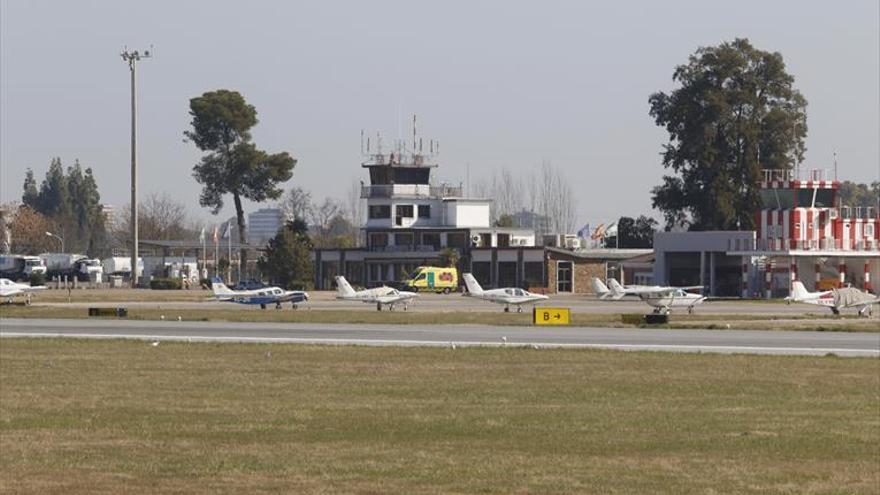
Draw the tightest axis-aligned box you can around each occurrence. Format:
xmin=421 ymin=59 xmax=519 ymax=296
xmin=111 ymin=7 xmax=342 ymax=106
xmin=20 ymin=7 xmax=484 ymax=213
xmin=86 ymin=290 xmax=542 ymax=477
xmin=605 ymin=215 xmax=658 ymax=249
xmin=185 ymin=90 xmax=296 ymax=277
xmin=257 ymin=219 xmax=313 ymax=289
xmin=22 ymin=157 xmax=108 ymax=257
xmin=649 ymin=38 xmax=807 ymax=230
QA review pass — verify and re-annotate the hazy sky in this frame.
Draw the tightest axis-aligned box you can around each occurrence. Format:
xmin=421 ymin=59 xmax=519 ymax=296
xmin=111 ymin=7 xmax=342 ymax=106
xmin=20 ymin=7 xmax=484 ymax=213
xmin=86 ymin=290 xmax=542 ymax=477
xmin=2 ymin=1 xmax=878 ymax=227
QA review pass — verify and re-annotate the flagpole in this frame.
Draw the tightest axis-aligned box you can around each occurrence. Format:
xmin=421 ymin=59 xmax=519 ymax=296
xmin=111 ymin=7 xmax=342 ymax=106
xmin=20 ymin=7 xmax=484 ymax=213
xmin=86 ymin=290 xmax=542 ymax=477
xmin=227 ymin=222 xmax=232 ymax=285
xmin=214 ymin=226 xmax=219 ymax=279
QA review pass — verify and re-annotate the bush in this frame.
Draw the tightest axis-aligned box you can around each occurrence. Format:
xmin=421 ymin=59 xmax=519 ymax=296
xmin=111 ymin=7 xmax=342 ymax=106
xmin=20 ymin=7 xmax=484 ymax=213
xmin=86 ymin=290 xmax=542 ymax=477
xmin=287 ymin=280 xmax=312 ymax=291
xmin=150 ymin=278 xmax=182 ymax=290
xmin=29 ymin=272 xmax=46 ymax=286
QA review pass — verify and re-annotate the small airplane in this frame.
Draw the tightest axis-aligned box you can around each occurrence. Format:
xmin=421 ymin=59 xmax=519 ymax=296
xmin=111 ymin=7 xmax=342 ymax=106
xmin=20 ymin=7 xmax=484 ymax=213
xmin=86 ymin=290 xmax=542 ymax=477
xmin=786 ymin=281 xmax=879 ymax=317
xmin=0 ymin=278 xmax=47 ymax=305
xmin=593 ymin=277 xmax=706 ymax=314
xmin=461 ymin=273 xmax=549 ymax=312
xmin=210 ymin=277 xmax=309 ymax=309
xmin=334 ymin=276 xmax=417 ymax=311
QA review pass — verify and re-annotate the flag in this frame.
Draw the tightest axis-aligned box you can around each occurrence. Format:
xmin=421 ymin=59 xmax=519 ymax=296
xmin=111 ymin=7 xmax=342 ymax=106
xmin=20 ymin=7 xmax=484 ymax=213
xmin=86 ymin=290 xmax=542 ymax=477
xmin=576 ymin=223 xmax=590 ymax=239
xmin=591 ymin=223 xmax=606 ymax=240
xmin=212 ymin=225 xmax=219 ymax=244
xmin=222 ymin=222 xmax=231 ymax=239
xmin=604 ymin=222 xmax=618 ymax=238
xmin=199 ymin=227 xmax=205 ymax=243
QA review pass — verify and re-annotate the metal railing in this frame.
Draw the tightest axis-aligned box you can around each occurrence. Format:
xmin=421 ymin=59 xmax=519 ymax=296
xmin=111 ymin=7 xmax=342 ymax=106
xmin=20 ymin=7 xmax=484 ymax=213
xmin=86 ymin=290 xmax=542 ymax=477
xmin=361 ymin=184 xmax=463 ymax=198
xmin=730 ymin=238 xmax=880 ymax=252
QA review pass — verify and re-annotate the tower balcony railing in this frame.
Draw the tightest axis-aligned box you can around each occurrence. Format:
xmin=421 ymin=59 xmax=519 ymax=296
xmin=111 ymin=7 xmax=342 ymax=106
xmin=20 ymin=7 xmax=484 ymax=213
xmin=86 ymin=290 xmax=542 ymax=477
xmin=730 ymin=237 xmax=880 ymax=252
xmin=762 ymin=168 xmax=832 ymax=183
xmin=361 ymin=184 xmax=463 ymax=199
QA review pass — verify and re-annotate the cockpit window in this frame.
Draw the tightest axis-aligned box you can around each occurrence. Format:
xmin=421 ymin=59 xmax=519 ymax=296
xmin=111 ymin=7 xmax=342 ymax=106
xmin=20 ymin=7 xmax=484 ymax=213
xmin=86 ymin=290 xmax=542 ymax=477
xmin=514 ymin=289 xmax=524 ymax=296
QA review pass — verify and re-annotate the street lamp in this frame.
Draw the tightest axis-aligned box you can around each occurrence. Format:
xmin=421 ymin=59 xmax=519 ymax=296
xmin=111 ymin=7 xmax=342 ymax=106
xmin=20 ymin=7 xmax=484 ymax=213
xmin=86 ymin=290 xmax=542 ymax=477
xmin=45 ymin=231 xmax=64 ymax=253
xmin=121 ymin=46 xmax=152 ymax=287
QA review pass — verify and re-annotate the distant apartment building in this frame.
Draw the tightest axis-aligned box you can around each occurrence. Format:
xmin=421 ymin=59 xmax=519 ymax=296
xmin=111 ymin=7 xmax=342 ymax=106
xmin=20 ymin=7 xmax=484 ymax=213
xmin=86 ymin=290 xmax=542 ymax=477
xmin=247 ymin=208 xmax=283 ymax=246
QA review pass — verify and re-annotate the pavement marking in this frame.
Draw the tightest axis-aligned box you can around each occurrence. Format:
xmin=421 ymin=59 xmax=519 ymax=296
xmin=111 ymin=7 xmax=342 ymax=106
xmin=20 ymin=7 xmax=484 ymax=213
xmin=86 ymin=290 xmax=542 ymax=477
xmin=2 ymin=331 xmax=877 ymax=357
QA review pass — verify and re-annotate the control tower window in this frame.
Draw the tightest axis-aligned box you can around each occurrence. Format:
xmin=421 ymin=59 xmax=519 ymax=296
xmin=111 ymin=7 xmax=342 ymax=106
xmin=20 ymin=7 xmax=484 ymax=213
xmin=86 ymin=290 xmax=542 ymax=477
xmin=396 ymin=205 xmax=414 ymax=218
xmin=369 ymin=205 xmax=391 ymax=219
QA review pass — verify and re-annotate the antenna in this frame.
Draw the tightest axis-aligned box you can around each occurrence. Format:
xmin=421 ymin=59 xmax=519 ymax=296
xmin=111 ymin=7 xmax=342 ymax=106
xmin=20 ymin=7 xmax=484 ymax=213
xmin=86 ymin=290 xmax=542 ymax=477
xmin=360 ymin=129 xmax=364 ymax=155
xmin=412 ymin=114 xmax=417 ymax=153
xmin=833 ymin=150 xmax=838 ymax=181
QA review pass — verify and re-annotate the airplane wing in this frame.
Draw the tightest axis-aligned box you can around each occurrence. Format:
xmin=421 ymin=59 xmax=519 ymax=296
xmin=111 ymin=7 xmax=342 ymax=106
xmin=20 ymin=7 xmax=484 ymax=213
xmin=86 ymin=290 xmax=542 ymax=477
xmin=0 ymin=288 xmax=24 ymax=298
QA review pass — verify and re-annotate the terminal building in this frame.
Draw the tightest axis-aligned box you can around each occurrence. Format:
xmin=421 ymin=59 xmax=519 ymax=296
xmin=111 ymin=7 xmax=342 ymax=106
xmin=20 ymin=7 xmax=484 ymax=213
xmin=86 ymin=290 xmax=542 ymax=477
xmin=653 ymin=169 xmax=879 ymax=297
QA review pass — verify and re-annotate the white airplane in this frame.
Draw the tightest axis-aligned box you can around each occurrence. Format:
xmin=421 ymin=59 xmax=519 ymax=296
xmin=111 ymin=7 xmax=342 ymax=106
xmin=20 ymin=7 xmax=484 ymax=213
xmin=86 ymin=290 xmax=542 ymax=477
xmin=593 ymin=277 xmax=706 ymax=314
xmin=334 ymin=276 xmax=418 ymax=311
xmin=786 ymin=281 xmax=879 ymax=317
xmin=0 ymin=278 xmax=47 ymax=305
xmin=210 ymin=277 xmax=309 ymax=309
xmin=461 ymin=273 xmax=549 ymax=312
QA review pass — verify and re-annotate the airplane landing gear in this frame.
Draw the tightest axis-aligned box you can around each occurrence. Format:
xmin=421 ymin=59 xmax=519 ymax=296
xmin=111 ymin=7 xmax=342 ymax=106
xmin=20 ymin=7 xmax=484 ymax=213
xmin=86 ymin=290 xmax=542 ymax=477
xmin=260 ymin=303 xmax=267 ymax=310
xmin=276 ymin=302 xmax=282 ymax=310
xmin=687 ymin=306 xmax=694 ymax=315
xmin=516 ymin=306 xmax=523 ymax=313
xmin=504 ymin=306 xmax=510 ymax=313
xmin=376 ymin=302 xmax=382 ymax=311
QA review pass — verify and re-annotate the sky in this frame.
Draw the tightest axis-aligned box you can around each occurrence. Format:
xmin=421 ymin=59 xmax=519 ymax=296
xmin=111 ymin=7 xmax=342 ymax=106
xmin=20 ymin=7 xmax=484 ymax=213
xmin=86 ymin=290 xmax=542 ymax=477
xmin=1 ymin=0 xmax=878 ymax=228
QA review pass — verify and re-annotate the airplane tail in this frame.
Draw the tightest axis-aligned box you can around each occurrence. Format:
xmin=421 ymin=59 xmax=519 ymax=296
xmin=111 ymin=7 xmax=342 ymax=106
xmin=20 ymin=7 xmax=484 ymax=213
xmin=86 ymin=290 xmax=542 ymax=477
xmin=462 ymin=273 xmax=483 ymax=295
xmin=591 ymin=277 xmax=611 ymax=299
xmin=608 ymin=278 xmax=626 ymax=300
xmin=787 ymin=281 xmax=811 ymax=302
xmin=211 ymin=276 xmax=234 ymax=297
xmin=334 ymin=276 xmax=356 ymax=297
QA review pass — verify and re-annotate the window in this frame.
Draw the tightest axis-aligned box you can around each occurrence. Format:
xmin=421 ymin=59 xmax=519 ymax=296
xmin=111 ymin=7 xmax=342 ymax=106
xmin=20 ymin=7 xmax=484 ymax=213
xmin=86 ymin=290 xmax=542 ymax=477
xmin=866 ymin=224 xmax=875 ymax=238
xmin=447 ymin=233 xmax=467 ymax=248
xmin=523 ymin=262 xmax=544 ymax=287
xmin=394 ymin=233 xmax=413 ymax=247
xmin=369 ymin=205 xmax=391 ymax=219
xmin=418 ymin=205 xmax=431 ymax=218
xmin=396 ymin=205 xmax=414 ymax=218
xmin=421 ymin=232 xmax=440 ymax=248
xmin=369 ymin=232 xmax=388 ymax=247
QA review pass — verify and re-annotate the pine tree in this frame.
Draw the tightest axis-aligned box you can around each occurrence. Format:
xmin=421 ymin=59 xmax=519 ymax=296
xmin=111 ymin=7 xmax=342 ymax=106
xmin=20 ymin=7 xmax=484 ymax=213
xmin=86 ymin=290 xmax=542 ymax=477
xmin=257 ymin=219 xmax=313 ymax=290
xmin=37 ymin=157 xmax=70 ymax=218
xmin=22 ymin=169 xmax=39 ymax=209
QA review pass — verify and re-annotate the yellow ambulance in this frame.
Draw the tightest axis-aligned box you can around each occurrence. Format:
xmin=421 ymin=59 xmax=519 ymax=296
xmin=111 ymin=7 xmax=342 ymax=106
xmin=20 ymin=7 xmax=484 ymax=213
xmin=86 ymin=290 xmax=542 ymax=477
xmin=403 ymin=266 xmax=459 ymax=293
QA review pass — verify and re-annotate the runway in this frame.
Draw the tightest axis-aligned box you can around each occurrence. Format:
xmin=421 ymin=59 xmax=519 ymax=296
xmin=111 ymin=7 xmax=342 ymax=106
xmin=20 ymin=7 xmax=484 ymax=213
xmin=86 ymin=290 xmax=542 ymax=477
xmin=1 ymin=318 xmax=877 ymax=357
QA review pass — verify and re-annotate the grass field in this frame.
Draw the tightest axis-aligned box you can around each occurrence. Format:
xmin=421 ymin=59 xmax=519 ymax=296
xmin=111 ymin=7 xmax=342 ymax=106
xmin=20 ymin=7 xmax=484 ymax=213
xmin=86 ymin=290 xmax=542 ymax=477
xmin=3 ymin=304 xmax=879 ymax=331
xmin=1 ymin=339 xmax=877 ymax=494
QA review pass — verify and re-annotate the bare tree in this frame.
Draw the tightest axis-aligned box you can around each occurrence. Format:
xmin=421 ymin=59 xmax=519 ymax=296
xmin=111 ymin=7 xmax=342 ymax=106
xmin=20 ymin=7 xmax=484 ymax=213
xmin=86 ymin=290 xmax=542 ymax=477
xmin=279 ymin=187 xmax=313 ymax=222
xmin=346 ymin=180 xmax=365 ymax=229
xmin=113 ymin=193 xmax=196 ymax=248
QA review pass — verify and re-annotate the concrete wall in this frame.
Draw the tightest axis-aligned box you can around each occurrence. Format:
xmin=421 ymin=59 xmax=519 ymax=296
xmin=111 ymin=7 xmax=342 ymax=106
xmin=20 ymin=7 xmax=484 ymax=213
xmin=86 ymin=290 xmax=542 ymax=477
xmin=444 ymin=201 xmax=491 ymax=228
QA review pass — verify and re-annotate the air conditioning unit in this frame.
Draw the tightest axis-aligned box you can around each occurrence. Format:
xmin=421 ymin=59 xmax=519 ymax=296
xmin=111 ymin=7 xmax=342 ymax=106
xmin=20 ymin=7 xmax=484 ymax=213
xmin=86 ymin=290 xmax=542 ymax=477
xmin=564 ymin=237 xmax=581 ymax=249
xmin=471 ymin=235 xmax=482 ymax=247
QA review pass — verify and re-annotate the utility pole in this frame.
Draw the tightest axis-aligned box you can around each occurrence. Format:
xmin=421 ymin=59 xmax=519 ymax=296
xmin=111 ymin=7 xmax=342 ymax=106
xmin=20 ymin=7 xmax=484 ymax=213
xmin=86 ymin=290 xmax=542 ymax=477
xmin=121 ymin=47 xmax=151 ymax=288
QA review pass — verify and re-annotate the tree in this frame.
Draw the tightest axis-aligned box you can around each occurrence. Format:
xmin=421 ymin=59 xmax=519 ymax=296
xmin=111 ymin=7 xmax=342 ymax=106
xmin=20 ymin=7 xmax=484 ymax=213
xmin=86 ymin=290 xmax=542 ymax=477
xmin=280 ymin=187 xmax=313 ymax=222
xmin=606 ymin=215 xmax=658 ymax=248
xmin=36 ymin=157 xmax=69 ymax=219
xmin=649 ymin=38 xmax=807 ymax=231
xmin=8 ymin=205 xmax=57 ymax=255
xmin=495 ymin=214 xmax=514 ymax=227
xmin=439 ymin=247 xmax=460 ymax=269
xmin=837 ymin=181 xmax=880 ymax=208
xmin=21 ymin=169 xmax=38 ymax=210
xmin=257 ymin=219 xmax=313 ymax=289
xmin=186 ymin=89 xmax=296 ymax=277
xmin=114 ymin=193 xmax=196 ymax=247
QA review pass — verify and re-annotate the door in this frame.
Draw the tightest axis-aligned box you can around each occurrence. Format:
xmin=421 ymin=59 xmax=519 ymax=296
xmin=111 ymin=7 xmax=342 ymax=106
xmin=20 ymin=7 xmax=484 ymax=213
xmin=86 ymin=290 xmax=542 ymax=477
xmin=557 ymin=261 xmax=573 ymax=293
xmin=427 ymin=271 xmax=435 ymax=288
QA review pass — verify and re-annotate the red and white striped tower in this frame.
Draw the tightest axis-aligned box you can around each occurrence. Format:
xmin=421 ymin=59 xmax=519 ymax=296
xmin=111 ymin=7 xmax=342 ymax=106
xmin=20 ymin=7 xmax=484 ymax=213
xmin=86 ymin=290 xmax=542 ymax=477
xmin=790 ymin=258 xmax=798 ymax=286
xmin=838 ymin=260 xmax=846 ymax=288
xmin=864 ymin=261 xmax=872 ymax=292
xmin=765 ymin=259 xmax=773 ymax=299
xmin=742 ymin=260 xmax=749 ymax=298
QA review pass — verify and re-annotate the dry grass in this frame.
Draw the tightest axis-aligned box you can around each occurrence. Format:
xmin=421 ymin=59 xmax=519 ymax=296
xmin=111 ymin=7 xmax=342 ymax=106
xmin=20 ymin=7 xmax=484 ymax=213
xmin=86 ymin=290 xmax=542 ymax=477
xmin=1 ymin=339 xmax=878 ymax=494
